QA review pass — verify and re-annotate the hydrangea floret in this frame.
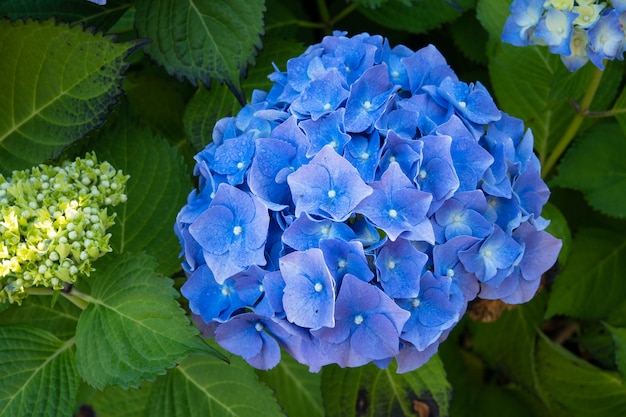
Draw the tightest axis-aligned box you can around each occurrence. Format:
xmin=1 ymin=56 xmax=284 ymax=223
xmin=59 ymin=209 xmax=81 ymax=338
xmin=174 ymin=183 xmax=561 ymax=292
xmin=175 ymin=32 xmax=562 ymax=373
xmin=0 ymin=153 xmax=128 ymax=304
xmin=502 ymin=0 xmax=626 ymax=71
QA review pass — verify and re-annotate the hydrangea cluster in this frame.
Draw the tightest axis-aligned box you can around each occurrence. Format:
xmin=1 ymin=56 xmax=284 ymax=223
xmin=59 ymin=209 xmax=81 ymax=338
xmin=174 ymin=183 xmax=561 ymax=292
xmin=502 ymin=0 xmax=626 ymax=71
xmin=0 ymin=153 xmax=128 ymax=304
xmin=175 ymin=32 xmax=561 ymax=373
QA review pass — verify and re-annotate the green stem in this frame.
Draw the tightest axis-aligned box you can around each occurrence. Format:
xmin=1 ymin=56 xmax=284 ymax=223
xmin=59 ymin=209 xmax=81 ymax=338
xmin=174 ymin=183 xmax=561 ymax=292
xmin=541 ymin=66 xmax=604 ymax=178
xmin=330 ymin=4 xmax=357 ymax=25
xmin=316 ymin=0 xmax=331 ymax=28
xmin=26 ymin=287 xmax=89 ymax=310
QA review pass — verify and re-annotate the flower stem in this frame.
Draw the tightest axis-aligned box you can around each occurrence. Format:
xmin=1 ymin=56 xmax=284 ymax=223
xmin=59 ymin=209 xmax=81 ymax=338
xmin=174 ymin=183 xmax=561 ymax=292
xmin=26 ymin=286 xmax=90 ymax=310
xmin=541 ymin=66 xmax=604 ymax=178
xmin=316 ymin=0 xmax=331 ymax=33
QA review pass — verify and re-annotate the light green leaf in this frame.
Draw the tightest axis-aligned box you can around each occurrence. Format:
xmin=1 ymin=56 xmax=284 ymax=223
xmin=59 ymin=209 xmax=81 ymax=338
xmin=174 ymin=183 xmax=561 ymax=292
xmin=145 ymin=352 xmax=285 ymax=417
xmin=0 ymin=18 xmax=139 ymax=174
xmin=321 ymin=355 xmax=451 ymax=417
xmin=604 ymin=323 xmax=626 ymax=378
xmin=357 ymin=0 xmax=473 ymax=35
xmin=134 ymin=0 xmax=265 ymax=103
xmin=75 ymin=252 xmax=202 ymax=389
xmin=0 ymin=294 xmax=80 ymax=340
xmin=469 ymin=292 xmax=545 ymax=391
xmin=0 ymin=325 xmax=78 ymax=417
xmin=476 ymin=0 xmax=510 ymax=37
xmin=89 ymin=382 xmax=154 ymax=417
xmin=553 ymin=123 xmax=626 ymax=218
xmin=536 ymin=335 xmax=626 ymax=417
xmin=546 ymin=228 xmax=626 ymax=319
xmin=257 ymin=352 xmax=323 ymax=417
xmin=93 ymin=111 xmax=191 ymax=276
xmin=0 ymin=0 xmax=133 ymax=32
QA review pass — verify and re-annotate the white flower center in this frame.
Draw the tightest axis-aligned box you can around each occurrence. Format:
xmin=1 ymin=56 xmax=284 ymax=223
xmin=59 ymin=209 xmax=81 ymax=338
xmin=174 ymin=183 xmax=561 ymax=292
xmin=458 ymin=101 xmax=467 ymax=108
xmin=388 ymin=209 xmax=398 ymax=218
xmin=354 ymin=314 xmax=364 ymax=325
xmin=338 ymin=259 xmax=347 ymax=269
xmin=327 ymin=189 xmax=337 ymax=198
xmin=387 ymin=260 xmax=396 ymax=270
xmin=411 ymin=298 xmax=420 ymax=308
xmin=236 ymin=162 xmax=245 ymax=170
xmin=314 ymin=282 xmax=324 ymax=292
xmin=323 ymin=103 xmax=332 ymax=111
xmin=233 ymin=226 xmax=242 ymax=236
xmin=362 ymin=101 xmax=372 ymax=111
xmin=255 ymin=323 xmax=264 ymax=332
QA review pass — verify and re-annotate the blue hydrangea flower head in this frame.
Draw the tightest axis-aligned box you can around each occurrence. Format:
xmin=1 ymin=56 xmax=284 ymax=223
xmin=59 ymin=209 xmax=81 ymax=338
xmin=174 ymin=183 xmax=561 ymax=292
xmin=502 ymin=0 xmax=626 ymax=71
xmin=176 ymin=32 xmax=561 ymax=372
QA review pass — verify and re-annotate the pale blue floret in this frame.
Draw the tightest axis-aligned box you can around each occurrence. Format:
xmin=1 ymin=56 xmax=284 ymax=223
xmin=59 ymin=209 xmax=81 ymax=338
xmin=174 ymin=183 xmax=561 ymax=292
xmin=534 ymin=7 xmax=578 ymax=56
xmin=501 ymin=0 xmax=545 ymax=46
xmin=587 ymin=9 xmax=624 ymax=69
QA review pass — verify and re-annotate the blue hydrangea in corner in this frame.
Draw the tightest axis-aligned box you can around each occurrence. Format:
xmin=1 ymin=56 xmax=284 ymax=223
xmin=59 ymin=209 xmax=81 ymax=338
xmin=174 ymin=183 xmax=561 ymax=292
xmin=175 ymin=32 xmax=562 ymax=373
xmin=502 ymin=0 xmax=626 ymax=71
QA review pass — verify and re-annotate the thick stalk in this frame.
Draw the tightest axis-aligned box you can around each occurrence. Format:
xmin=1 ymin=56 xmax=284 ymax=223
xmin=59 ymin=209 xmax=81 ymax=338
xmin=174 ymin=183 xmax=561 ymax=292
xmin=541 ymin=66 xmax=604 ymax=177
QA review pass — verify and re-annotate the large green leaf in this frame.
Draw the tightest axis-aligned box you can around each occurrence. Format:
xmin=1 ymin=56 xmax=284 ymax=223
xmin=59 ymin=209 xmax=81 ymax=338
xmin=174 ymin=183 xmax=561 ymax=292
xmin=93 ymin=111 xmax=191 ymax=276
xmin=257 ymin=353 xmax=324 ymax=417
xmin=0 ymin=18 xmax=139 ymax=174
xmin=75 ymin=252 xmax=202 ymax=389
xmin=0 ymin=0 xmax=133 ymax=32
xmin=475 ymin=0 xmax=510 ymax=38
xmin=357 ymin=0 xmax=474 ymax=35
xmin=134 ymin=0 xmax=265 ymax=104
xmin=321 ymin=355 xmax=451 ymax=417
xmin=536 ymin=335 xmax=626 ymax=417
xmin=145 ymin=352 xmax=285 ymax=417
xmin=89 ymin=382 xmax=154 ymax=417
xmin=553 ymin=123 xmax=626 ymax=218
xmin=469 ymin=292 xmax=545 ymax=391
xmin=0 ymin=294 xmax=80 ymax=340
xmin=0 ymin=325 xmax=78 ymax=417
xmin=546 ymin=228 xmax=626 ymax=319
xmin=605 ymin=323 xmax=626 ymax=378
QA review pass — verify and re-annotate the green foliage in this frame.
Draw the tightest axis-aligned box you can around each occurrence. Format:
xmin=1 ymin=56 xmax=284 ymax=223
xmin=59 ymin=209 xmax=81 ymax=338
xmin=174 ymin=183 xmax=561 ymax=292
xmin=145 ymin=352 xmax=285 ymax=417
xmin=0 ymin=295 xmax=80 ymax=340
xmin=257 ymin=353 xmax=324 ymax=417
xmin=88 ymin=383 xmax=153 ymax=417
xmin=74 ymin=252 xmax=201 ymax=389
xmin=134 ymin=0 xmax=265 ymax=104
xmin=321 ymin=355 xmax=451 ymax=417
xmin=92 ymin=112 xmax=191 ymax=276
xmin=546 ymin=228 xmax=626 ymax=319
xmin=0 ymin=18 xmax=138 ymax=174
xmin=554 ymin=123 xmax=626 ymax=218
xmin=357 ymin=0 xmax=474 ymax=34
xmin=605 ymin=323 xmax=626 ymax=378
xmin=0 ymin=325 xmax=78 ymax=417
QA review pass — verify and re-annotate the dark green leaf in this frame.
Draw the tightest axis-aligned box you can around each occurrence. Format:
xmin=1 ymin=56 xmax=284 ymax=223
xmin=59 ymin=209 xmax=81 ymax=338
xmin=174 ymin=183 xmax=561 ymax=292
xmin=134 ymin=0 xmax=265 ymax=103
xmin=350 ymin=0 xmax=388 ymax=8
xmin=145 ymin=352 xmax=285 ymax=417
xmin=0 ymin=18 xmax=139 ymax=174
xmin=546 ymin=228 xmax=626 ymax=319
xmin=75 ymin=252 xmax=201 ymax=389
xmin=542 ymin=203 xmax=571 ymax=266
xmin=553 ymin=123 xmax=626 ymax=218
xmin=93 ymin=111 xmax=191 ymax=276
xmin=357 ymin=0 xmax=474 ymax=35
xmin=536 ymin=335 xmax=626 ymax=417
xmin=0 ymin=294 xmax=80 ymax=340
xmin=0 ymin=325 xmax=78 ymax=417
xmin=257 ymin=352 xmax=324 ymax=417
xmin=605 ymin=323 xmax=626 ymax=378
xmin=469 ymin=292 xmax=545 ymax=391
xmin=613 ymin=86 xmax=626 ymax=136
xmin=89 ymin=382 xmax=154 ymax=417
xmin=0 ymin=0 xmax=133 ymax=32
xmin=321 ymin=355 xmax=451 ymax=417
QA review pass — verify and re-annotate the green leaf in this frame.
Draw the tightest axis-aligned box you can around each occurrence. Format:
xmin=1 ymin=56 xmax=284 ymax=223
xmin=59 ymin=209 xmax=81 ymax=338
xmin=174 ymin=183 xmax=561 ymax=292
xmin=450 ymin=11 xmax=488 ymax=66
xmin=257 ymin=352 xmax=323 ymax=417
xmin=0 ymin=294 xmax=80 ymax=340
xmin=350 ymin=0 xmax=388 ymax=8
xmin=183 ymin=83 xmax=241 ymax=150
xmin=75 ymin=252 xmax=201 ymax=389
xmin=536 ymin=335 xmax=626 ymax=417
xmin=475 ymin=0 xmax=510 ymax=38
xmin=553 ymin=123 xmax=626 ymax=218
xmin=605 ymin=323 xmax=626 ymax=378
xmin=89 ymin=382 xmax=154 ymax=417
xmin=145 ymin=352 xmax=285 ymax=417
xmin=0 ymin=0 xmax=133 ymax=32
xmin=321 ymin=355 xmax=451 ymax=417
xmin=612 ymin=86 xmax=626 ymax=136
xmin=0 ymin=325 xmax=78 ymax=417
xmin=357 ymin=0 xmax=474 ymax=35
xmin=0 ymin=18 xmax=139 ymax=174
xmin=93 ymin=111 xmax=191 ymax=276
xmin=546 ymin=228 xmax=626 ymax=319
xmin=134 ymin=0 xmax=265 ymax=103
xmin=469 ymin=292 xmax=545 ymax=391
xmin=542 ymin=203 xmax=571 ymax=266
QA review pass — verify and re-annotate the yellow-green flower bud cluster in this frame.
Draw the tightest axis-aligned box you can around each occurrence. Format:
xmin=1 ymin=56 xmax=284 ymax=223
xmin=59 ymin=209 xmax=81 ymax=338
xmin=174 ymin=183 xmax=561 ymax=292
xmin=0 ymin=153 xmax=129 ymax=304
